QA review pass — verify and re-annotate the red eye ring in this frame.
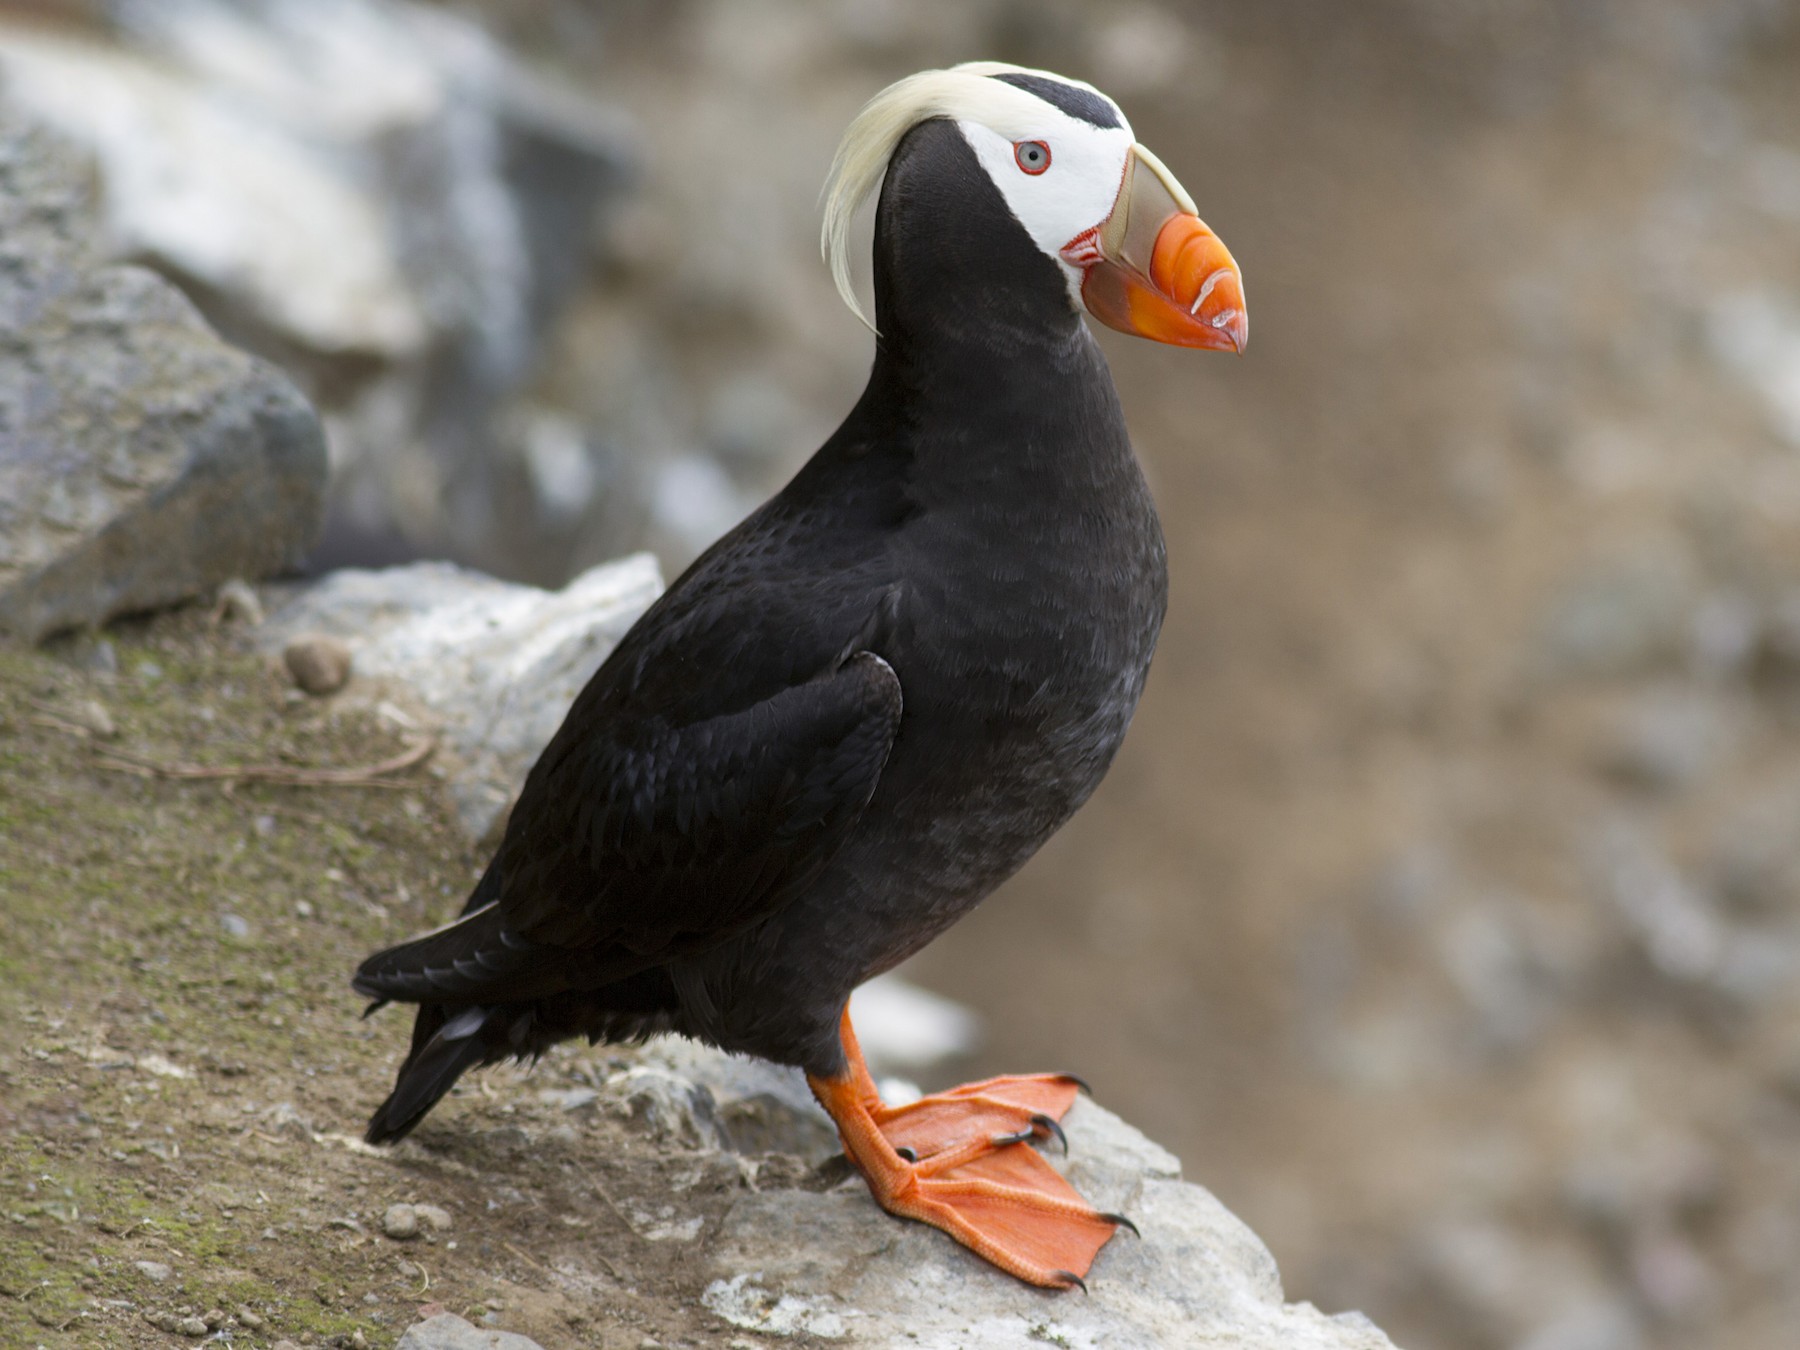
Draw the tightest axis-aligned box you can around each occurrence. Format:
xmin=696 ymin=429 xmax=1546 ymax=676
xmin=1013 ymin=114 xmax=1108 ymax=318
xmin=1014 ymin=140 xmax=1051 ymax=175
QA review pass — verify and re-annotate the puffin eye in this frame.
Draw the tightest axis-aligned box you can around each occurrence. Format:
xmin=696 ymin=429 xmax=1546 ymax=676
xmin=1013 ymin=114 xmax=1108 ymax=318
xmin=1014 ymin=140 xmax=1051 ymax=175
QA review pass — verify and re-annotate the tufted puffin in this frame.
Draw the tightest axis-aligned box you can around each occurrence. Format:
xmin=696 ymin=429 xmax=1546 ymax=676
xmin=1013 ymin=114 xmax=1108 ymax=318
xmin=354 ymin=61 xmax=1246 ymax=1289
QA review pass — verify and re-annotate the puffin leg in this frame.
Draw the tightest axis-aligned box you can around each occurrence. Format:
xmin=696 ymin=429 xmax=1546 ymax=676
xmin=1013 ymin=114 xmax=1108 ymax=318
xmin=808 ymin=1010 xmax=1125 ymax=1288
xmin=831 ymin=1011 xmax=1081 ymax=1159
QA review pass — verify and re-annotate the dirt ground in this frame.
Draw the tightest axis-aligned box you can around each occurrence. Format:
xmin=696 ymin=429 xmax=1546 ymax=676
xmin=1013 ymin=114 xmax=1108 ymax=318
xmin=0 ymin=613 xmax=831 ymax=1349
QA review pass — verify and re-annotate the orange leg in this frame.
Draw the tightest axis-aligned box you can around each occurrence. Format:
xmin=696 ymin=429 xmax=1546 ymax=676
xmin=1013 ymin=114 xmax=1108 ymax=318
xmin=807 ymin=1009 xmax=1131 ymax=1288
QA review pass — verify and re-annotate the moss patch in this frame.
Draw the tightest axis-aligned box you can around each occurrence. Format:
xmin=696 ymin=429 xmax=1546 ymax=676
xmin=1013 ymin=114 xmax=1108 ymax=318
xmin=0 ymin=607 xmax=774 ymax=1348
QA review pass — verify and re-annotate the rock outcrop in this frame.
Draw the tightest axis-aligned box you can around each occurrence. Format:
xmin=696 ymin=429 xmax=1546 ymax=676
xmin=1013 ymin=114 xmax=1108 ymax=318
xmin=675 ymin=1041 xmax=1395 ymax=1350
xmin=0 ymin=0 xmax=638 ymax=576
xmin=0 ymin=114 xmax=327 ymax=643
xmin=258 ymin=555 xmax=663 ymax=838
xmin=251 ymin=558 xmax=1397 ymax=1349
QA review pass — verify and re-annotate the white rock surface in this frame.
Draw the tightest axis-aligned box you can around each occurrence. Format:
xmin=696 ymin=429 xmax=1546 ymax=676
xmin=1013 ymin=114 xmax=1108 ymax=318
xmin=0 ymin=25 xmax=424 ymax=360
xmin=394 ymin=1312 xmax=545 ymax=1350
xmin=258 ymin=555 xmax=661 ymax=837
xmin=663 ymin=1045 xmax=1397 ymax=1350
xmin=845 ymin=969 xmax=980 ymax=1074
xmin=0 ymin=0 xmax=632 ymax=365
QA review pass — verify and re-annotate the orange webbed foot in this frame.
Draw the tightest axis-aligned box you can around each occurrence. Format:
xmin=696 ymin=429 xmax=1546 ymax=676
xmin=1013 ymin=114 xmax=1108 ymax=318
xmin=809 ymin=1011 xmax=1131 ymax=1288
xmin=873 ymin=1072 xmax=1083 ymax=1162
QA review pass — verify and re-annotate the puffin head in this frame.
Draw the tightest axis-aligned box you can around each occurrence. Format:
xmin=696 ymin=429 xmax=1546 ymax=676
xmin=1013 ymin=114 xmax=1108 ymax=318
xmin=822 ymin=61 xmax=1246 ymax=354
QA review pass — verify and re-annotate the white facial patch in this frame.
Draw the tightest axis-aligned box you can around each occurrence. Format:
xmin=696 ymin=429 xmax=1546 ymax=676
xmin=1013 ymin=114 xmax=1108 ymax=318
xmin=820 ymin=63 xmax=1138 ymax=331
xmin=954 ymin=107 xmax=1135 ymax=309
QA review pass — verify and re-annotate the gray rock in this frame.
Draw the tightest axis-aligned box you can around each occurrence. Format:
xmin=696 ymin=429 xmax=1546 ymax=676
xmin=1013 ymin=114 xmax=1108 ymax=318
xmin=394 ymin=1312 xmax=546 ymax=1350
xmin=382 ymin=1202 xmax=420 ymax=1240
xmin=1598 ymin=686 xmax=1738 ymax=792
xmin=258 ymin=556 xmax=661 ymax=838
xmin=599 ymin=1062 xmax=729 ymax=1152
xmin=638 ymin=1038 xmax=837 ymax=1159
xmin=0 ymin=2 xmax=637 ymax=581
xmin=0 ymin=114 xmax=327 ymax=643
xmin=0 ymin=2 xmax=633 ymax=365
xmin=147 ymin=1310 xmax=209 ymax=1337
xmin=1531 ymin=543 xmax=1697 ymax=682
xmin=701 ymin=1091 xmax=1393 ymax=1349
xmin=413 ymin=1203 xmax=453 ymax=1232
xmin=262 ymin=1102 xmax=312 ymax=1141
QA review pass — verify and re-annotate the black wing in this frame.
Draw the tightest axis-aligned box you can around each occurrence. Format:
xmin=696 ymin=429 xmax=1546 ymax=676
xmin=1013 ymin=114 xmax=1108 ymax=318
xmin=353 ymin=648 xmax=901 ymax=1004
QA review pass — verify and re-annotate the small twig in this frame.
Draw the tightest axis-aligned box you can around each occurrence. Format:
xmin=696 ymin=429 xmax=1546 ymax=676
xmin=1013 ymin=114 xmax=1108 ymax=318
xmin=579 ymin=1165 xmax=633 ymax=1273
xmin=92 ymin=735 xmax=435 ymax=789
xmin=501 ymin=1241 xmax=549 ymax=1276
xmin=30 ymin=711 xmax=96 ymax=739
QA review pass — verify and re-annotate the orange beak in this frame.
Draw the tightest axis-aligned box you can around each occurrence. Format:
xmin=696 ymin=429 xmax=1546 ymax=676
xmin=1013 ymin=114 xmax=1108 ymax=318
xmin=1066 ymin=144 xmax=1246 ymax=353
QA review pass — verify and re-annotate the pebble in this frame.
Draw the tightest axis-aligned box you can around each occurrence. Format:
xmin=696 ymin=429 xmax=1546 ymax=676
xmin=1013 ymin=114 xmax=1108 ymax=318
xmin=214 ymin=578 xmax=266 ymax=625
xmin=237 ymin=1306 xmax=265 ymax=1329
xmin=147 ymin=1310 xmax=209 ymax=1337
xmin=383 ymin=1202 xmax=421 ymax=1239
xmin=283 ymin=633 xmax=354 ymax=695
xmin=265 ymin=1102 xmax=312 ymax=1140
xmin=134 ymin=1260 xmax=172 ymax=1281
xmin=414 ymin=1202 xmax=453 ymax=1232
xmin=68 ymin=697 xmax=117 ymax=738
xmin=539 ymin=1086 xmax=599 ymax=1113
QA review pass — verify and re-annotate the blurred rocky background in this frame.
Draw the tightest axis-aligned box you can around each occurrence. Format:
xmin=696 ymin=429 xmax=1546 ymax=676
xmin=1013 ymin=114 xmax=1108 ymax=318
xmin=5 ymin=1 xmax=1799 ymax=1347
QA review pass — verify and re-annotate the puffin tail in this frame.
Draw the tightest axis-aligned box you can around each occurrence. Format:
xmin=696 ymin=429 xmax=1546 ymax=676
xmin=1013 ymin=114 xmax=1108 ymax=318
xmin=358 ymin=858 xmax=544 ymax=1144
xmin=364 ymin=1003 xmax=497 ymax=1145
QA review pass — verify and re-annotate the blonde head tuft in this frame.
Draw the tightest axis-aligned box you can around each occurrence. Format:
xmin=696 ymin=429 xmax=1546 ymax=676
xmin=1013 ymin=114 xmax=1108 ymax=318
xmin=820 ymin=62 xmax=1121 ymax=333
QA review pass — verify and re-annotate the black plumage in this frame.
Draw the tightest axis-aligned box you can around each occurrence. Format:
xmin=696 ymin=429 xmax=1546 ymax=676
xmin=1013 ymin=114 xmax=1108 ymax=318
xmin=355 ymin=113 xmax=1167 ymax=1144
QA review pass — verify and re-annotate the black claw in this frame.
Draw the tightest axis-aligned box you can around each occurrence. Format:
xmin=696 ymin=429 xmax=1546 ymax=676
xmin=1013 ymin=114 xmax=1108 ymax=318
xmin=894 ymin=1145 xmax=918 ymax=1163
xmin=1031 ymin=1113 xmax=1069 ymax=1154
xmin=1052 ymin=1270 xmax=1088 ymax=1293
xmin=1060 ymin=1073 xmax=1093 ymax=1096
xmin=991 ymin=1126 xmax=1036 ymax=1148
xmin=1100 ymin=1212 xmax=1140 ymax=1237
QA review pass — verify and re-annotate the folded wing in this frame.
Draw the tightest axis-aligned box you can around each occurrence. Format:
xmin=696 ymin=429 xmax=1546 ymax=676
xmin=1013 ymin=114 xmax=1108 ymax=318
xmin=353 ymin=650 xmax=902 ymax=1006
